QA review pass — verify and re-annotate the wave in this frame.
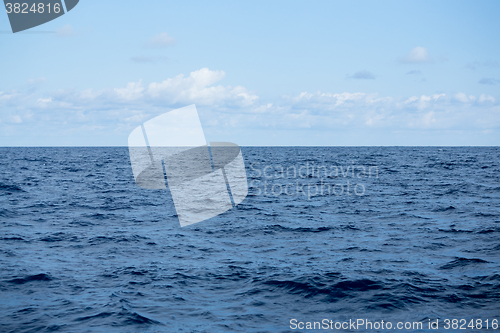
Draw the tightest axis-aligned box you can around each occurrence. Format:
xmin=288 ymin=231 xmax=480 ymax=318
xmin=8 ymin=273 xmax=52 ymax=284
xmin=440 ymin=258 xmax=489 ymax=270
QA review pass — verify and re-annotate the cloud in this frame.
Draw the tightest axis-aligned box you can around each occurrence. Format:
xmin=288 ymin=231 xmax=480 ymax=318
xmin=406 ymin=70 xmax=421 ymax=75
xmin=454 ymin=92 xmax=475 ymax=103
xmin=131 ymin=56 xmax=169 ymax=64
xmin=36 ymin=97 xmax=52 ymax=108
xmin=399 ymin=47 xmax=432 ymax=63
xmin=281 ymin=90 xmax=499 ymax=131
xmin=347 ymin=70 xmax=375 ymax=80
xmin=145 ymin=32 xmax=176 ymax=48
xmin=56 ymin=24 xmax=75 ymax=37
xmin=403 ymin=93 xmax=445 ymax=110
xmin=465 ymin=61 xmax=499 ymax=70
xmin=114 ymin=81 xmax=145 ymax=101
xmin=54 ymin=68 xmax=258 ymax=108
xmin=0 ymin=91 xmax=15 ymax=102
xmin=1 ymin=68 xmax=499 ymax=145
xmin=477 ymin=94 xmax=495 ymax=104
xmin=478 ymin=78 xmax=498 ymax=85
xmin=289 ymin=91 xmax=377 ymax=111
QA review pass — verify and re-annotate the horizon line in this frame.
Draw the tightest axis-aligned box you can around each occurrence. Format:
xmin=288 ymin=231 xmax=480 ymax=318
xmin=0 ymin=145 xmax=498 ymax=148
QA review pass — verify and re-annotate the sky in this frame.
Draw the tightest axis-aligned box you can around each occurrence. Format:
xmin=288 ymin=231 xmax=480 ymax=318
xmin=0 ymin=0 xmax=499 ymax=146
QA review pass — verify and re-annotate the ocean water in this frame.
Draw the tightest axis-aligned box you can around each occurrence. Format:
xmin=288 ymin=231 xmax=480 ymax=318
xmin=0 ymin=147 xmax=499 ymax=333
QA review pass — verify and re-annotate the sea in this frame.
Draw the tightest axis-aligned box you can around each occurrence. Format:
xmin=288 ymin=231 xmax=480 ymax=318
xmin=0 ymin=147 xmax=499 ymax=333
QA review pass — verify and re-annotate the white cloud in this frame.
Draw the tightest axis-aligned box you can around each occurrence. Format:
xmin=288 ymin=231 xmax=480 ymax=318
xmin=36 ymin=98 xmax=52 ymax=108
xmin=289 ymin=91 xmax=390 ymax=113
xmin=51 ymin=68 xmax=258 ymax=109
xmin=404 ymin=94 xmax=445 ymax=110
xmin=189 ymin=67 xmax=226 ymax=87
xmin=114 ymin=81 xmax=144 ymax=101
xmin=1 ymin=68 xmax=499 ymax=145
xmin=281 ymin=91 xmax=498 ymax=131
xmin=145 ymin=32 xmax=176 ymax=48
xmin=56 ymin=24 xmax=75 ymax=37
xmin=400 ymin=47 xmax=432 ymax=63
xmin=454 ymin=92 xmax=472 ymax=103
xmin=0 ymin=91 xmax=15 ymax=102
xmin=478 ymin=94 xmax=495 ymax=104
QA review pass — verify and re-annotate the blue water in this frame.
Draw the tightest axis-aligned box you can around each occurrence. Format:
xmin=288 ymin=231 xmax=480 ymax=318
xmin=0 ymin=147 xmax=499 ymax=332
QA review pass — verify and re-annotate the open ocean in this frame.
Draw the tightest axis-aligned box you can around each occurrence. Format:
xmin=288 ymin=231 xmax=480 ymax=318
xmin=0 ymin=147 xmax=499 ymax=333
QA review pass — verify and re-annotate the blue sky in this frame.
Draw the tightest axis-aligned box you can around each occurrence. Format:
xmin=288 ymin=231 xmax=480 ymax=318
xmin=1 ymin=0 xmax=499 ymax=146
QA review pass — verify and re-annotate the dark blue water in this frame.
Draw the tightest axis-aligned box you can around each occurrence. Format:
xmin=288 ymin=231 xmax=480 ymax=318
xmin=1 ymin=147 xmax=499 ymax=332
